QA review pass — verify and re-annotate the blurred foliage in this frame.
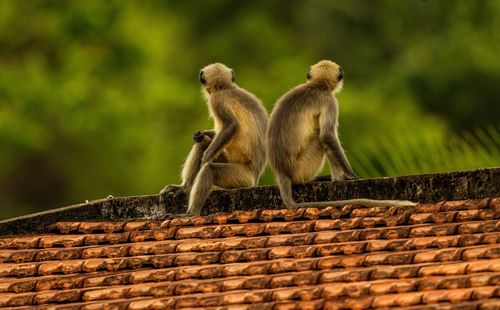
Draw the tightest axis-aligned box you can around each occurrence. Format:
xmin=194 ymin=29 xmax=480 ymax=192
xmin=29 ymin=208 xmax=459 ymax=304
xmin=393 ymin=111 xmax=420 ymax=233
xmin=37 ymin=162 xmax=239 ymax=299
xmin=0 ymin=0 xmax=499 ymax=219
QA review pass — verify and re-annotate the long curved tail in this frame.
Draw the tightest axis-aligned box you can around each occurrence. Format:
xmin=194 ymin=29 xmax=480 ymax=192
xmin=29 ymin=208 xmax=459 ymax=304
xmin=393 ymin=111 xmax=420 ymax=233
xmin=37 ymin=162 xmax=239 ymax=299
xmin=276 ymin=174 xmax=417 ymax=209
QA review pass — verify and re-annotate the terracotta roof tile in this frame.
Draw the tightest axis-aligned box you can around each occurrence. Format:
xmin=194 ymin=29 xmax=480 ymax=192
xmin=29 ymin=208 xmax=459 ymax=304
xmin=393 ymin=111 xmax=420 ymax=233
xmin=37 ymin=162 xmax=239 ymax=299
xmin=0 ymin=197 xmax=499 ymax=308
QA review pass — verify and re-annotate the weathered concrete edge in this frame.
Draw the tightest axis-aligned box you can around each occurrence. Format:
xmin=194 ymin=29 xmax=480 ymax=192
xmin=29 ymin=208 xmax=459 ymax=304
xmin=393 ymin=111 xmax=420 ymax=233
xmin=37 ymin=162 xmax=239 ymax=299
xmin=1 ymin=167 xmax=498 ymax=236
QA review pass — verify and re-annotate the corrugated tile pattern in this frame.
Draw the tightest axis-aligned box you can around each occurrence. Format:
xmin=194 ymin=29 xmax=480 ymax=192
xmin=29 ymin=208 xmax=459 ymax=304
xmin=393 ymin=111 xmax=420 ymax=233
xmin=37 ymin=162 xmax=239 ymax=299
xmin=0 ymin=198 xmax=499 ymax=309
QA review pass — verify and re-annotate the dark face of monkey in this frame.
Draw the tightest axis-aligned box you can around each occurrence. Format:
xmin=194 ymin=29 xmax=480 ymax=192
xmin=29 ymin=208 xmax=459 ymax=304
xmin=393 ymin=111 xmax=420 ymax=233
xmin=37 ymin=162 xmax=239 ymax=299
xmin=306 ymin=60 xmax=344 ymax=92
xmin=199 ymin=63 xmax=236 ymax=93
xmin=338 ymin=67 xmax=344 ymax=81
xmin=199 ymin=70 xmax=206 ymax=85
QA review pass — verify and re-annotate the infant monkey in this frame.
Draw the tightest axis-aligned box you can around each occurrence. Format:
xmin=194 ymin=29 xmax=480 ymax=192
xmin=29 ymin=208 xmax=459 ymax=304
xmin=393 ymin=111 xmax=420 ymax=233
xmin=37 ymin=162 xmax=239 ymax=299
xmin=266 ymin=60 xmax=416 ymax=209
xmin=160 ymin=63 xmax=268 ymax=215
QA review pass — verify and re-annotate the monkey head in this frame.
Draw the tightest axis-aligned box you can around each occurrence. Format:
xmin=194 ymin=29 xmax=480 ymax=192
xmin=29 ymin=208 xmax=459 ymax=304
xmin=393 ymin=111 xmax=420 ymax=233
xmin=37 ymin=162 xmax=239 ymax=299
xmin=199 ymin=63 xmax=236 ymax=94
xmin=306 ymin=60 xmax=344 ymax=93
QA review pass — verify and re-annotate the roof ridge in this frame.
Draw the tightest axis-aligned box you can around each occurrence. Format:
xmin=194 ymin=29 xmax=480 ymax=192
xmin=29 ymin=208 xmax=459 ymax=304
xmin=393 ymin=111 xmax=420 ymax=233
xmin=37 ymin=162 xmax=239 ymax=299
xmin=1 ymin=168 xmax=499 ymax=236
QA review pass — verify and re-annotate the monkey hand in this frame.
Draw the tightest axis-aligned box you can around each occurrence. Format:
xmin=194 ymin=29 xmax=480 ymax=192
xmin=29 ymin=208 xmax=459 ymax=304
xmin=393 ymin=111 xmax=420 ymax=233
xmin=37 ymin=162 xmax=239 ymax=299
xmin=193 ymin=130 xmax=214 ymax=144
xmin=193 ymin=131 xmax=205 ymax=143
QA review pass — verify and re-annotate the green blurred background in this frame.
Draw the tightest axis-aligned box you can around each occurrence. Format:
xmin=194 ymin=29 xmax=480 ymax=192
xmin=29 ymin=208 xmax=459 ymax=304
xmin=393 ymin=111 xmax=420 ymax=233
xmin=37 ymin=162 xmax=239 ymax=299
xmin=0 ymin=0 xmax=499 ymax=219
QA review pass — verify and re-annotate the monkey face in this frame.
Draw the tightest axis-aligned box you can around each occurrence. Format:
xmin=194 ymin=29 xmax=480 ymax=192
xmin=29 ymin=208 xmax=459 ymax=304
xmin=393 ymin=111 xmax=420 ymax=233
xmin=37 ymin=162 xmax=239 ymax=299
xmin=199 ymin=70 xmax=206 ymax=85
xmin=308 ymin=60 xmax=344 ymax=92
xmin=338 ymin=67 xmax=344 ymax=81
xmin=199 ymin=63 xmax=236 ymax=91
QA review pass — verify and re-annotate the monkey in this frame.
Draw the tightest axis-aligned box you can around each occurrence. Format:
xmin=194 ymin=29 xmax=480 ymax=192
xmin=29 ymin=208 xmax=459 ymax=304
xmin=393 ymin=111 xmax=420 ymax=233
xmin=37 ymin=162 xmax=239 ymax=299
xmin=266 ymin=60 xmax=416 ymax=209
xmin=160 ymin=63 xmax=268 ymax=216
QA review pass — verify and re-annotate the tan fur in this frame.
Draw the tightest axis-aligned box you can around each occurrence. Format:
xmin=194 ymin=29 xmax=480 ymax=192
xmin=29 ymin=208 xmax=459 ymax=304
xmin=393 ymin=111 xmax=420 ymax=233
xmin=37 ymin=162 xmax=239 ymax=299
xmin=212 ymin=100 xmax=251 ymax=166
xmin=266 ymin=60 xmax=416 ymax=208
xmin=160 ymin=63 xmax=268 ymax=215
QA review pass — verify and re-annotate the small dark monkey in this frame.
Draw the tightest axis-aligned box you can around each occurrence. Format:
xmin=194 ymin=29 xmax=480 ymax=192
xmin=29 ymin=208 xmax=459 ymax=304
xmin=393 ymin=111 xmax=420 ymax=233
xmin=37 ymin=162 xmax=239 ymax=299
xmin=266 ymin=60 xmax=416 ymax=208
xmin=160 ymin=63 xmax=268 ymax=215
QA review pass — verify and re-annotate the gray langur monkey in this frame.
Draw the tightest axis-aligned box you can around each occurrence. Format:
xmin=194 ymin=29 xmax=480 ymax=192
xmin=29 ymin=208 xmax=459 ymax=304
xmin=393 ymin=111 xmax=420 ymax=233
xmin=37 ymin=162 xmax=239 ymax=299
xmin=160 ymin=63 xmax=268 ymax=215
xmin=266 ymin=60 xmax=416 ymax=209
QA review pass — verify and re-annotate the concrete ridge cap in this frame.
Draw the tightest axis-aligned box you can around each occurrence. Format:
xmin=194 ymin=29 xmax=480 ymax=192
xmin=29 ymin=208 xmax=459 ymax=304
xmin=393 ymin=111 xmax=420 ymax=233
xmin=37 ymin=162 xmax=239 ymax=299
xmin=0 ymin=167 xmax=498 ymax=236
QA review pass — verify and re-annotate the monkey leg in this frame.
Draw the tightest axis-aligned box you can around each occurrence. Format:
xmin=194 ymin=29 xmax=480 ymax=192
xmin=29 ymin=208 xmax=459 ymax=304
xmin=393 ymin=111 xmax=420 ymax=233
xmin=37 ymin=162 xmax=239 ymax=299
xmin=159 ymin=136 xmax=213 ymax=204
xmin=180 ymin=141 xmax=211 ymax=191
xmin=186 ymin=163 xmax=255 ymax=216
xmin=184 ymin=130 xmax=229 ymax=185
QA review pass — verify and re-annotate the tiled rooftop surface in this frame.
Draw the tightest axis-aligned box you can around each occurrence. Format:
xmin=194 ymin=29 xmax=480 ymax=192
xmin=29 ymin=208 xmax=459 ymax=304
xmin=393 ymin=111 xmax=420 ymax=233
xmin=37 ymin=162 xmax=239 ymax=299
xmin=0 ymin=197 xmax=499 ymax=309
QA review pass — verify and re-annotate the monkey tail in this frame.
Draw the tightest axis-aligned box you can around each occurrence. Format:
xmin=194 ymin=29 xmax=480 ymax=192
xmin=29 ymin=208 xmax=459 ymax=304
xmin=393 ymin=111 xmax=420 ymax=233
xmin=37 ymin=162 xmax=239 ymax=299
xmin=292 ymin=198 xmax=416 ymax=209
xmin=276 ymin=174 xmax=417 ymax=209
xmin=295 ymin=199 xmax=417 ymax=208
xmin=275 ymin=173 xmax=300 ymax=208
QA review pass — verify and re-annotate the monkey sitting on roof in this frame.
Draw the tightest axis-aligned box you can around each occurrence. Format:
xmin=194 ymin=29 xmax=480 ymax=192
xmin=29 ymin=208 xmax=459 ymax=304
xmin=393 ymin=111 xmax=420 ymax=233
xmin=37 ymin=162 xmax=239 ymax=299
xmin=160 ymin=63 xmax=268 ymax=216
xmin=266 ymin=60 xmax=416 ymax=208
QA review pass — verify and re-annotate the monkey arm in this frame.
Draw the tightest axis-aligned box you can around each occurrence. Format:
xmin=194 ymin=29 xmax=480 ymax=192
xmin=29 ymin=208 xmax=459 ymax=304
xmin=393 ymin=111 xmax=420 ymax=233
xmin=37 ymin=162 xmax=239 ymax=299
xmin=319 ymin=99 xmax=358 ymax=179
xmin=202 ymin=101 xmax=239 ymax=165
xmin=201 ymin=130 xmax=216 ymax=139
xmin=326 ymin=137 xmax=358 ymax=180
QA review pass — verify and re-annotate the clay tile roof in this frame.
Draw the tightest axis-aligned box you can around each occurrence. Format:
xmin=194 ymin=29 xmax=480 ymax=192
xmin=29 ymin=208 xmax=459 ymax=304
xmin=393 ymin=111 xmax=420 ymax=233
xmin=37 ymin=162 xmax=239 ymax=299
xmin=0 ymin=196 xmax=498 ymax=309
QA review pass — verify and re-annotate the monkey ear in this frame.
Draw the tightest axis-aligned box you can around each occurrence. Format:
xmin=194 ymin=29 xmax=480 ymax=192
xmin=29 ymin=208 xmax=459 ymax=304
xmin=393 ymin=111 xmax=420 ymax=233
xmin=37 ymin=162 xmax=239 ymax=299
xmin=306 ymin=70 xmax=312 ymax=80
xmin=231 ymin=70 xmax=236 ymax=82
xmin=199 ymin=70 xmax=206 ymax=85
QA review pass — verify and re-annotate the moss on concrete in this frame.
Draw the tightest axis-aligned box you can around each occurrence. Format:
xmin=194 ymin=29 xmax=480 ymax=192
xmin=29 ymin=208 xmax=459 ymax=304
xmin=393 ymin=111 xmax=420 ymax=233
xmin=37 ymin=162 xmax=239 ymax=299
xmin=1 ymin=168 xmax=498 ymax=235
